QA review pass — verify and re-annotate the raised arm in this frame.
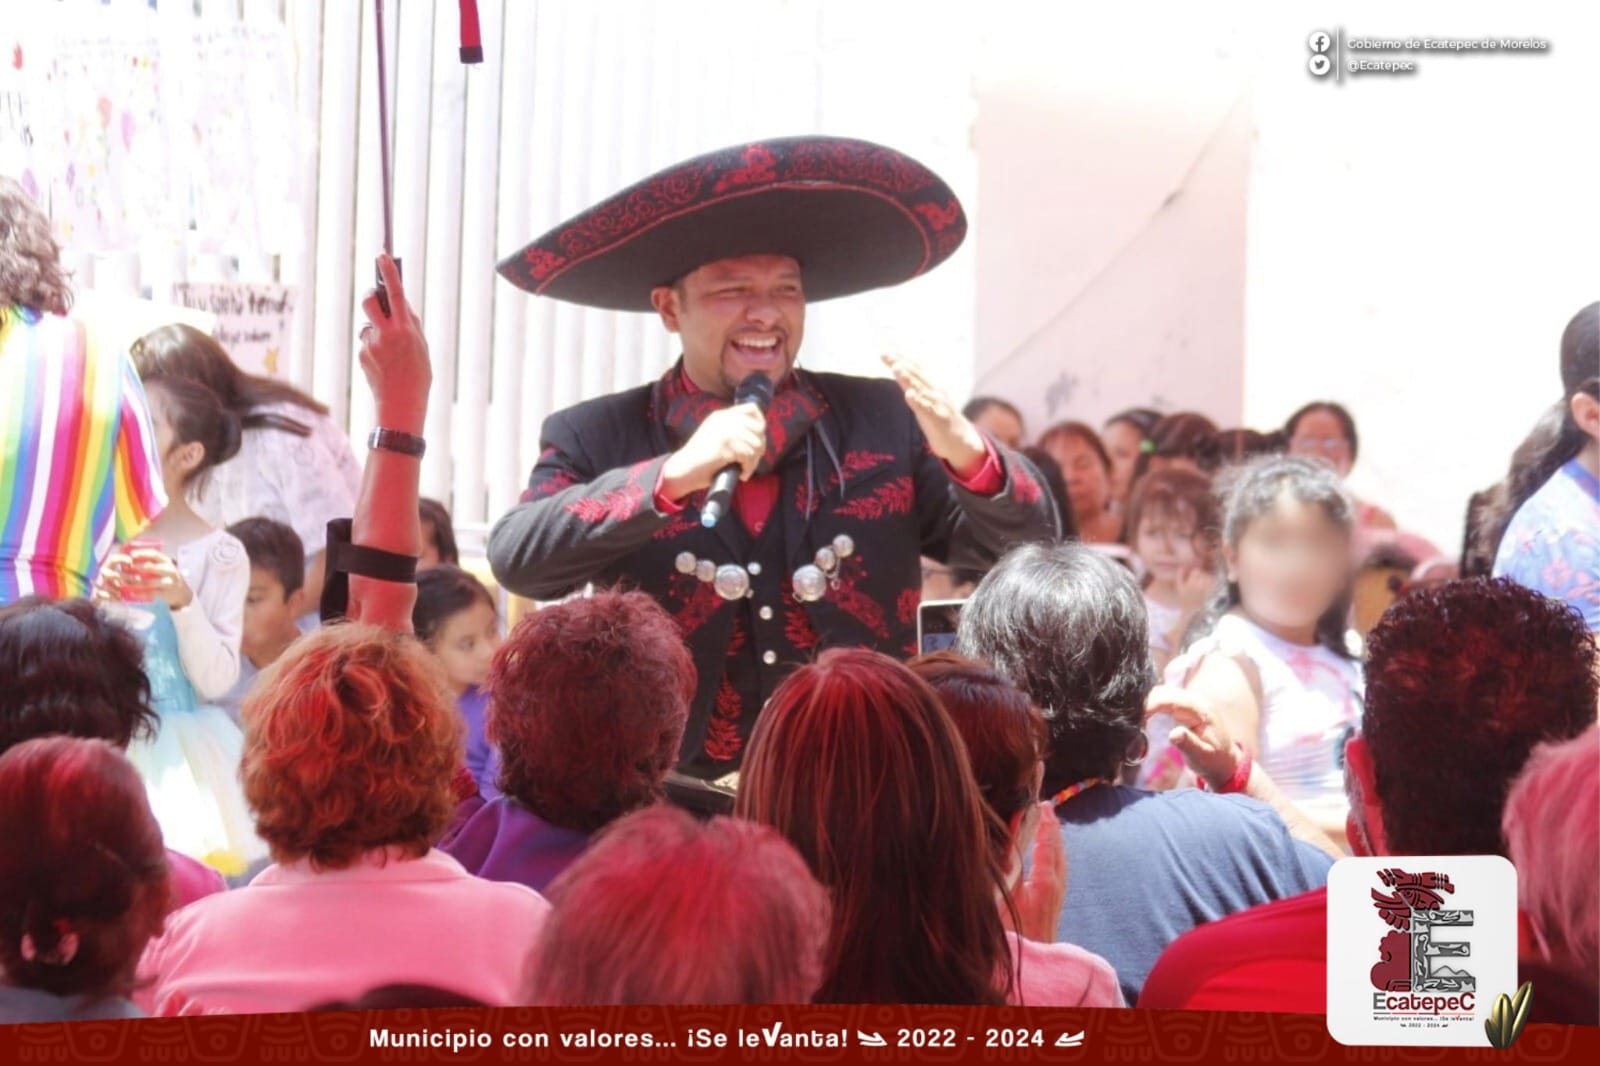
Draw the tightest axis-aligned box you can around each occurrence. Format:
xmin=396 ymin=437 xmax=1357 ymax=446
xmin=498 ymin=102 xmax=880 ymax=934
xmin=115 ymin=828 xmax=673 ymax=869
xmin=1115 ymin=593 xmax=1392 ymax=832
xmin=345 ymin=254 xmax=430 ymax=633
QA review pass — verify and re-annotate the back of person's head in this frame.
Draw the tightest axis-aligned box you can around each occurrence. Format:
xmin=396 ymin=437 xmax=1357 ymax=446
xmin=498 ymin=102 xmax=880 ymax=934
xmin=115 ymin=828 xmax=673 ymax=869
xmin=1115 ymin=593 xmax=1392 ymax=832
xmin=1362 ymin=577 xmax=1598 ymax=857
xmin=412 ymin=565 xmax=495 ymax=645
xmin=131 ymin=324 xmax=327 ymax=434
xmin=0 ymin=598 xmax=156 ymax=756
xmin=1105 ymin=407 xmax=1163 ymax=441
xmin=489 ymin=590 xmax=694 ymax=833
xmin=1216 ymin=427 xmax=1286 ymax=464
xmin=1132 ymin=411 xmax=1222 ymax=481
xmin=142 ymin=374 xmax=243 ymax=492
xmin=1019 ymin=446 xmax=1077 ymax=540
xmin=241 ymin=623 xmax=462 ymax=869
xmin=909 ymin=652 xmax=1045 ymax=867
xmin=0 ymin=736 xmax=169 ymax=999
xmin=957 ymin=542 xmax=1153 ymax=798
xmin=1189 ymin=453 xmax=1356 ymax=659
xmin=311 ymin=985 xmax=488 ymax=1011
xmin=0 ymin=177 xmax=71 ymax=315
xmin=527 ymin=806 xmax=830 ymax=1004
xmin=1502 ymin=727 xmax=1599 ymax=978
xmin=961 ymin=396 xmax=1025 ymax=447
xmin=418 ymin=498 xmax=460 ymax=568
xmin=1559 ymin=300 xmax=1599 ymax=399
xmin=962 ymin=396 xmax=1022 ymax=424
xmin=1475 ymin=302 xmax=1600 ymax=564
xmin=226 ymin=517 xmax=306 ymax=596
xmin=735 ymin=647 xmax=1011 ymax=1005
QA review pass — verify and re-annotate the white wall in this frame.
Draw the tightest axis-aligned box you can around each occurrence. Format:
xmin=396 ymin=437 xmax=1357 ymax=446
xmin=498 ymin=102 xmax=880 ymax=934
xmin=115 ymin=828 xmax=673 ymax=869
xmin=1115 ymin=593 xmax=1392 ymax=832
xmin=968 ymin=1 xmax=1599 ymax=557
xmin=1242 ymin=2 xmax=1600 ymax=554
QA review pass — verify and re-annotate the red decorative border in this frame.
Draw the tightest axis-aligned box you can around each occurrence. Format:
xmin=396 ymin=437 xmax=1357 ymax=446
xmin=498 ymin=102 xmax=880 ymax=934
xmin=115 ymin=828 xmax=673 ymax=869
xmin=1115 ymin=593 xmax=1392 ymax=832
xmin=1 ymin=1007 xmax=1586 ymax=1063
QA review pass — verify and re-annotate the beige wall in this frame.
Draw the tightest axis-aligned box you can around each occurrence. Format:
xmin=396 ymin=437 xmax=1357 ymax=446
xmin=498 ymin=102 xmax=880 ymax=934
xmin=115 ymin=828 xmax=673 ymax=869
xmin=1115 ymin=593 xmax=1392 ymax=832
xmin=970 ymin=6 xmax=1252 ymax=439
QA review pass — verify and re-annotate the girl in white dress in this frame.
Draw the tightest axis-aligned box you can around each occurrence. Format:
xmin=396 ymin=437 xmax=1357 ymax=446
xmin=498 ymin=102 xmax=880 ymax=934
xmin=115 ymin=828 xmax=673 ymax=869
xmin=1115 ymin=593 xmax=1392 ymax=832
xmin=1149 ymin=456 xmax=1364 ymax=849
xmin=95 ymin=375 xmax=266 ymax=876
xmin=130 ymin=325 xmax=362 ymax=618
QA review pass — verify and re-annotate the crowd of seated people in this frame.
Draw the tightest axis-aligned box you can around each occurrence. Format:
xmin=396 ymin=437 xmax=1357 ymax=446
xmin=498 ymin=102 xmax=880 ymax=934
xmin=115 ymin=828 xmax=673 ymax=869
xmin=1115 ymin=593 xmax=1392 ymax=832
xmin=2 ymin=171 xmax=1596 ymax=1023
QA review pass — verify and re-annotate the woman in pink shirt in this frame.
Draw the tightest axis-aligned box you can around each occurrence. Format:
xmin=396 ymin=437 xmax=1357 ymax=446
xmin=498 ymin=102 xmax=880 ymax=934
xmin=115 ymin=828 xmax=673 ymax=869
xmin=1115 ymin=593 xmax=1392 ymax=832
xmin=138 ymin=623 xmax=549 ymax=1015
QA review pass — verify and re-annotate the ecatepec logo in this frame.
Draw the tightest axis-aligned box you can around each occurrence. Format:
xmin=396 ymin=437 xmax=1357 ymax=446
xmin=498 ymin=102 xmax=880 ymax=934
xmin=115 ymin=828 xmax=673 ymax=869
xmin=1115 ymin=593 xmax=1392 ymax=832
xmin=1368 ymin=869 xmax=1474 ymax=995
xmin=1327 ymin=856 xmax=1518 ymax=1047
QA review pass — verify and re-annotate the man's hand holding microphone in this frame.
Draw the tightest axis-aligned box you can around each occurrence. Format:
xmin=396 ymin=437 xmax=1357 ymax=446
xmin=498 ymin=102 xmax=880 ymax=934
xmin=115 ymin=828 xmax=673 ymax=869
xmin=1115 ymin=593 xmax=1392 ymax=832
xmin=659 ymin=374 xmax=773 ymax=526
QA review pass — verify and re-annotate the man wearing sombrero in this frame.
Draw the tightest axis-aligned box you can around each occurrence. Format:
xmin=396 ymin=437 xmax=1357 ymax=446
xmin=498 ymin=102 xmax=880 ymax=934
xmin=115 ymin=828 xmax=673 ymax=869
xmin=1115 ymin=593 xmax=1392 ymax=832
xmin=488 ymin=136 xmax=1058 ymax=781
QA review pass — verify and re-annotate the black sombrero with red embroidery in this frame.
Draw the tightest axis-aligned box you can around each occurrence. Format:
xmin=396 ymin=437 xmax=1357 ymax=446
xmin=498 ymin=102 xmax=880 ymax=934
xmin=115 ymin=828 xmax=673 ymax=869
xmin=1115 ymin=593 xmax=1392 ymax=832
xmin=497 ymin=136 xmax=967 ymax=311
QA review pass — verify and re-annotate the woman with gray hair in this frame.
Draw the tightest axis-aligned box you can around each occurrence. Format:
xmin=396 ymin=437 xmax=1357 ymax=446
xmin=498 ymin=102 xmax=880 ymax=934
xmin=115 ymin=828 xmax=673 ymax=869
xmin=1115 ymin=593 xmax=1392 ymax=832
xmin=956 ymin=540 xmax=1332 ymax=1004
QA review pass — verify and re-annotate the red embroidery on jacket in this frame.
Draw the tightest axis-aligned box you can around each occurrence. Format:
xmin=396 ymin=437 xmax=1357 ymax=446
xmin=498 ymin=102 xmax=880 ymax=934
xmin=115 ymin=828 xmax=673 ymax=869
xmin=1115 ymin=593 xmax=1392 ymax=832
xmin=830 ymin=558 xmax=889 ymax=639
xmin=652 ymin=511 xmax=701 ymax=541
xmin=668 ymin=574 xmax=723 ymax=638
xmin=527 ymin=468 xmax=578 ymax=501
xmin=702 ymin=677 xmax=745 ymax=763
xmin=561 ymin=460 xmax=651 ymax=524
xmin=795 ymin=450 xmax=896 ymax=516
xmin=834 ymin=476 xmax=913 ymax=521
xmin=1009 ymin=456 xmax=1044 ymax=506
xmin=896 ymin=588 xmax=921 ymax=627
xmin=784 ymin=600 xmax=820 ymax=652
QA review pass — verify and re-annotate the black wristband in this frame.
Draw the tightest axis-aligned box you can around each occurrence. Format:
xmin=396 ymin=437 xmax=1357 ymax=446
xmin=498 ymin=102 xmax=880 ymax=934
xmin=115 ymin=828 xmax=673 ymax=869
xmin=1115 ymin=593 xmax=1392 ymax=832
xmin=368 ymin=427 xmax=427 ymax=458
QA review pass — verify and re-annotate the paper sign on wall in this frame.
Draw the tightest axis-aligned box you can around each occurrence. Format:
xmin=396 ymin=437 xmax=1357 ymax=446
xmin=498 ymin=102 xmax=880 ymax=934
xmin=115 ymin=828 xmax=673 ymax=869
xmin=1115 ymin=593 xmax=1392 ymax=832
xmin=171 ymin=282 xmax=294 ymax=380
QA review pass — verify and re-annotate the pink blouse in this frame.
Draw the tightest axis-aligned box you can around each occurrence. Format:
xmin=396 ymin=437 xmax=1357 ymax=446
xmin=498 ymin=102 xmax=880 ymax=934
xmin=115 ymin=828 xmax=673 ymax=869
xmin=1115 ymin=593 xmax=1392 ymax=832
xmin=139 ymin=847 xmax=548 ymax=1015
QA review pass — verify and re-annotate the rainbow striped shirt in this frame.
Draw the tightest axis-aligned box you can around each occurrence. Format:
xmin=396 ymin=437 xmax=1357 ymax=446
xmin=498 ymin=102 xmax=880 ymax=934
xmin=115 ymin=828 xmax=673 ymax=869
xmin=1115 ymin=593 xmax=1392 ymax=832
xmin=0 ymin=305 xmax=167 ymax=603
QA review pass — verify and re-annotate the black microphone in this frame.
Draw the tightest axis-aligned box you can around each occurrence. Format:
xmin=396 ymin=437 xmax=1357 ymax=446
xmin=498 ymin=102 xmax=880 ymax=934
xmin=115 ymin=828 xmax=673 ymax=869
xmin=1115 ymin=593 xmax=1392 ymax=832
xmin=701 ymin=373 xmax=774 ymax=528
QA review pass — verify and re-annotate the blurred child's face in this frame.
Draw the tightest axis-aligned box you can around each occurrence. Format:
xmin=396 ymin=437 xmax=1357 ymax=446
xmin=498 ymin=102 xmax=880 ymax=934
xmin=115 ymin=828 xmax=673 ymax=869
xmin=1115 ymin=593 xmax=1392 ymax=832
xmin=1226 ymin=490 xmax=1351 ymax=633
xmin=1135 ymin=510 xmax=1201 ymax=584
xmin=242 ymin=568 xmax=303 ymax=664
xmin=430 ymin=600 xmax=501 ymax=696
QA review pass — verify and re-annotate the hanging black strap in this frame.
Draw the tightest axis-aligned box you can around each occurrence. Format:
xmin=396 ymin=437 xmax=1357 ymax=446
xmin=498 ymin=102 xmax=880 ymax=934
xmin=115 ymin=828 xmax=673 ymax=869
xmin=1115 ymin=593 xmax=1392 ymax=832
xmin=319 ymin=518 xmax=419 ymax=624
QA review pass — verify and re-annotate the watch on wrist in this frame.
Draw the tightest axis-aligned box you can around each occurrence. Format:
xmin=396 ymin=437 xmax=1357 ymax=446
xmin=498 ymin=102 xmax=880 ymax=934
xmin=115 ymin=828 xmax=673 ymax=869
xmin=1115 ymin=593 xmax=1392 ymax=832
xmin=367 ymin=427 xmax=427 ymax=458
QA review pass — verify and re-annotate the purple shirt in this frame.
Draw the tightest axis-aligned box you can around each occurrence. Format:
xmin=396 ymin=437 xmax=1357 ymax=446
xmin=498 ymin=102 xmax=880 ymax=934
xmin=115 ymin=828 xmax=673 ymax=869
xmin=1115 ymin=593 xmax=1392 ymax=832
xmin=458 ymin=685 xmax=500 ymax=800
xmin=439 ymin=795 xmax=591 ymax=894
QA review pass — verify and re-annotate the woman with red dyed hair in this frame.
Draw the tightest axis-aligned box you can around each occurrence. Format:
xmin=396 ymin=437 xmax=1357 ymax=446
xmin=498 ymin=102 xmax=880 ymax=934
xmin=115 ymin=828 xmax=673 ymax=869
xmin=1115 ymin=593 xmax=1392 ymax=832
xmin=736 ymin=647 xmax=1123 ymax=1005
xmin=0 ymin=737 xmax=170 ymax=1021
xmin=137 ymin=624 xmax=550 ymax=1015
xmin=442 ymin=589 xmax=695 ymax=892
xmin=526 ymin=805 xmax=830 ymax=1004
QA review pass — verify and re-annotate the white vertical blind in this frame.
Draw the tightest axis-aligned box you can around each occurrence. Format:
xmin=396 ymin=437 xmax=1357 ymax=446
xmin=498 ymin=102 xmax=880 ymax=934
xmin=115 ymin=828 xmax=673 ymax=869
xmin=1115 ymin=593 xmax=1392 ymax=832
xmin=85 ymin=0 xmax=979 ymax=544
